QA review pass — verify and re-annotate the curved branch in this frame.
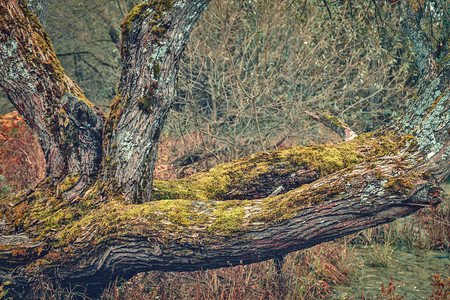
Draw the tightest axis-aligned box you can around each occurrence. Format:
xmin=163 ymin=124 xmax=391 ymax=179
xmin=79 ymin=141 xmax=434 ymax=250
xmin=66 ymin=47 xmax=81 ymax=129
xmin=0 ymin=0 xmax=104 ymax=191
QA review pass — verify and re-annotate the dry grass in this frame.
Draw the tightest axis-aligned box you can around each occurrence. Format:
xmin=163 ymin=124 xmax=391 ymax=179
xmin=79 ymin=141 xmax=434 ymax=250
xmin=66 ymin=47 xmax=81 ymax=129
xmin=101 ymin=241 xmax=353 ymax=300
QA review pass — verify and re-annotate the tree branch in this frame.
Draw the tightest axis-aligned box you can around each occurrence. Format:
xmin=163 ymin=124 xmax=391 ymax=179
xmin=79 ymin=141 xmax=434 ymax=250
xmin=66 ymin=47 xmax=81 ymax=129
xmin=0 ymin=0 xmax=104 ymax=192
xmin=0 ymin=127 xmax=445 ymax=296
xmin=305 ymin=110 xmax=357 ymax=141
xmin=0 ymin=1 xmax=448 ymax=298
xmin=25 ymin=0 xmax=48 ymax=26
xmin=400 ymin=7 xmax=438 ymax=82
xmin=440 ymin=0 xmax=450 ymax=57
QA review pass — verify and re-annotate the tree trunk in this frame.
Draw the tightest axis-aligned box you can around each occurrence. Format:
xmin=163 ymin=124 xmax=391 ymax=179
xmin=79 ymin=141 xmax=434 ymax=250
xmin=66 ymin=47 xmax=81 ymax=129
xmin=103 ymin=0 xmax=211 ymax=203
xmin=0 ymin=0 xmax=103 ymax=196
xmin=0 ymin=0 xmax=449 ymax=297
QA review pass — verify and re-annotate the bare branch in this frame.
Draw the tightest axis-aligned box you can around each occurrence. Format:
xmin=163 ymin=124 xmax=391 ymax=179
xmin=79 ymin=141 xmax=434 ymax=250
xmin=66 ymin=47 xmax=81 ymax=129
xmin=305 ymin=111 xmax=357 ymax=141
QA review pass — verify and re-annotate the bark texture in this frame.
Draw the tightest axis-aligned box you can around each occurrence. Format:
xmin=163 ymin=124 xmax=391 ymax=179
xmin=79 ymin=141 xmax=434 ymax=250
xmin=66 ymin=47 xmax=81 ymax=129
xmin=103 ymin=0 xmax=211 ymax=203
xmin=0 ymin=0 xmax=103 ymax=193
xmin=26 ymin=0 xmax=48 ymax=26
xmin=0 ymin=0 xmax=448 ymax=298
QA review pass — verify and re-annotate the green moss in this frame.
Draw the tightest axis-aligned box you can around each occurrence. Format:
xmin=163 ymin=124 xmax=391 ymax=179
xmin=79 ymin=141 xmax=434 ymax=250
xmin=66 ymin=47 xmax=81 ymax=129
xmin=151 ymin=24 xmax=169 ymax=38
xmin=63 ymin=120 xmax=80 ymax=154
xmin=55 ymin=197 xmax=204 ymax=246
xmin=384 ymin=177 xmax=414 ymax=195
xmin=249 ymin=182 xmax=346 ymax=224
xmin=121 ymin=3 xmax=151 ymax=41
xmin=208 ymin=203 xmax=246 ymax=236
xmin=153 ymin=168 xmax=231 ymax=201
xmin=138 ymin=94 xmax=156 ymax=113
xmin=72 ymin=92 xmax=96 ymax=109
xmin=153 ymin=62 xmax=161 ymax=78
xmin=153 ymin=200 xmax=193 ymax=227
xmin=2 ymin=0 xmax=100 ymax=134
xmin=0 ymin=129 xmax=421 ymax=267
xmin=153 ymin=132 xmax=408 ymax=201
xmin=104 ymin=94 xmax=128 ymax=153
xmin=121 ymin=0 xmax=173 ymax=43
xmin=320 ymin=111 xmax=347 ymax=130
xmin=0 ymin=1 xmax=66 ymax=86
xmin=59 ymin=174 xmax=79 ymax=193
xmin=281 ymin=144 xmax=361 ymax=175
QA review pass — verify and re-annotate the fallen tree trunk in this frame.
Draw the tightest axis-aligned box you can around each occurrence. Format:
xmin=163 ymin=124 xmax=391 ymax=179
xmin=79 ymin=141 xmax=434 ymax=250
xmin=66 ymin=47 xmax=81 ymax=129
xmin=0 ymin=0 xmax=449 ymax=297
xmin=1 ymin=110 xmax=448 ymax=296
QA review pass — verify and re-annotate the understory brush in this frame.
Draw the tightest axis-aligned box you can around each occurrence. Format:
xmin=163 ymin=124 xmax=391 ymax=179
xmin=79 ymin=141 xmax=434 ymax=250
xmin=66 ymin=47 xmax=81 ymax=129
xmin=101 ymin=241 xmax=353 ymax=300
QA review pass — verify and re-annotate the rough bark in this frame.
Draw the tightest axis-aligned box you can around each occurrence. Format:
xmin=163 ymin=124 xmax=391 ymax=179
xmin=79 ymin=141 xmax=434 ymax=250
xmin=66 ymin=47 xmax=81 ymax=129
xmin=0 ymin=0 xmax=104 ymax=194
xmin=400 ymin=7 xmax=438 ymax=88
xmin=0 ymin=0 xmax=448 ymax=298
xmin=103 ymin=0 xmax=211 ymax=203
xmin=26 ymin=0 xmax=49 ymax=26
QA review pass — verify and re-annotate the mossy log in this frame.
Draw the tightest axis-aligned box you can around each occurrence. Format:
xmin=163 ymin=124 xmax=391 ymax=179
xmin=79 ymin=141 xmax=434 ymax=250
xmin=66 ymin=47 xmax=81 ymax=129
xmin=0 ymin=0 xmax=449 ymax=297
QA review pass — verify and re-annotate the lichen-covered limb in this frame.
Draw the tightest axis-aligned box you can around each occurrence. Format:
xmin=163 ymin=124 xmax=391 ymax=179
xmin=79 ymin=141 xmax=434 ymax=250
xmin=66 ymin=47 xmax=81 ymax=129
xmin=153 ymin=60 xmax=448 ymax=201
xmin=0 ymin=58 xmax=448 ymax=300
xmin=395 ymin=59 xmax=450 ymax=182
xmin=0 ymin=1 xmax=449 ymax=297
xmin=442 ymin=3 xmax=450 ymax=57
xmin=2 ymin=56 xmax=448 ymax=294
xmin=305 ymin=110 xmax=357 ymax=141
xmin=0 ymin=0 xmax=104 ymax=187
xmin=2 ymin=66 xmax=449 ymax=291
xmin=103 ymin=0 xmax=211 ymax=203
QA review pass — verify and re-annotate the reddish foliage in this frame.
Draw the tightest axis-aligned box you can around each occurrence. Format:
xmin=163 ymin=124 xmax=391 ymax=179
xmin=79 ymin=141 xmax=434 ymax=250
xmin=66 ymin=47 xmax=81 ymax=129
xmin=0 ymin=111 xmax=45 ymax=192
xmin=429 ymin=273 xmax=450 ymax=300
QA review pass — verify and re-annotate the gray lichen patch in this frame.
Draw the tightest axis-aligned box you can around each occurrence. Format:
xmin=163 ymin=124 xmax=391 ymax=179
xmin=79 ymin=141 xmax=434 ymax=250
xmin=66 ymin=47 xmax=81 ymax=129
xmin=397 ymin=71 xmax=449 ymax=161
xmin=360 ymin=180 xmax=387 ymax=205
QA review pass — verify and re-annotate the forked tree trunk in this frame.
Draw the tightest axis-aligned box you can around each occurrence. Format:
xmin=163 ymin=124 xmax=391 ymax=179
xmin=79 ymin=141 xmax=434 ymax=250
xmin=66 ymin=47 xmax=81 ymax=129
xmin=0 ymin=0 xmax=449 ymax=298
